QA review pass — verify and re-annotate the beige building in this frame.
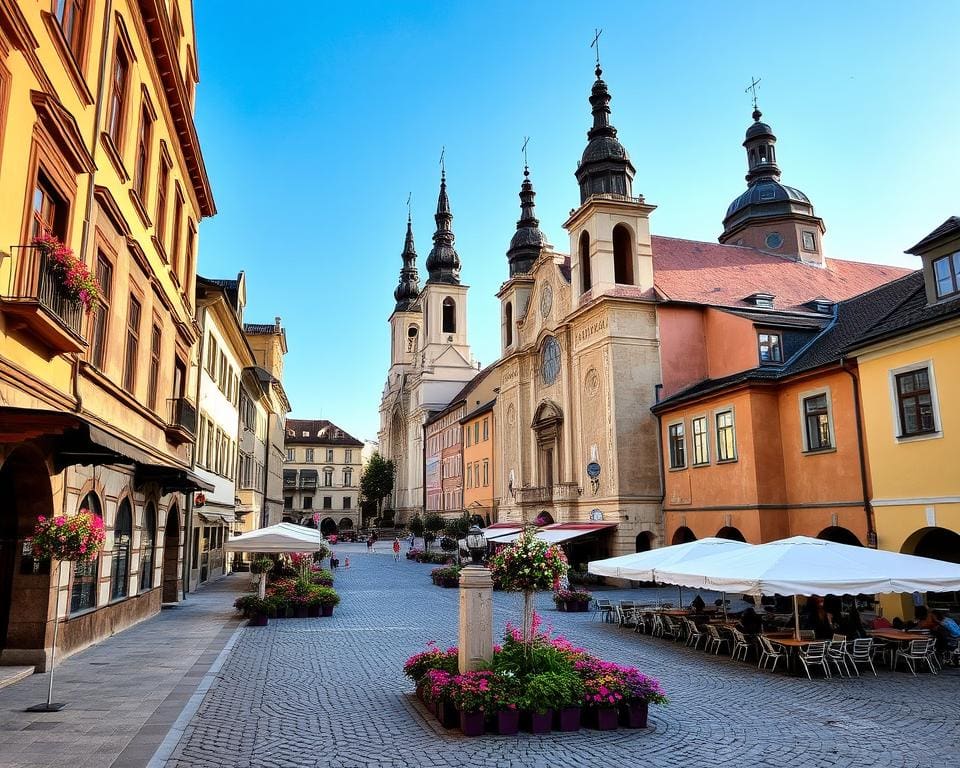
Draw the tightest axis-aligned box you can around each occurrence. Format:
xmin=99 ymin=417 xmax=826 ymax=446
xmin=283 ymin=419 xmax=363 ymax=535
xmin=0 ymin=1 xmax=214 ymax=667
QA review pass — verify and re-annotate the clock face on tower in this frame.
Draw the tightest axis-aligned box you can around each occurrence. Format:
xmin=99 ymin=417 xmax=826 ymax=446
xmin=540 ymin=284 xmax=553 ymax=319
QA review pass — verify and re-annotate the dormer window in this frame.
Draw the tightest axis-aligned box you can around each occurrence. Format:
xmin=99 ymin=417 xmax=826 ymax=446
xmin=745 ymin=292 xmax=775 ymax=309
xmin=302 ymin=430 xmax=309 ymax=437
xmin=805 ymin=298 xmax=834 ymax=314
xmin=932 ymin=252 xmax=960 ymax=299
xmin=758 ymin=332 xmax=783 ymax=364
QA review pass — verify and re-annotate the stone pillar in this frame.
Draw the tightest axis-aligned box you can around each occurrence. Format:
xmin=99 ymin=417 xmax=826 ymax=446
xmin=458 ymin=565 xmax=494 ymax=673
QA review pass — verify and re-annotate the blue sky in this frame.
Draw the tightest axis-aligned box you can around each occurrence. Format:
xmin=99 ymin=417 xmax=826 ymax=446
xmin=192 ymin=1 xmax=959 ymax=441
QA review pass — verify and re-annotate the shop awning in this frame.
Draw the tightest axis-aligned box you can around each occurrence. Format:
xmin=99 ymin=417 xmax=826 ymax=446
xmin=489 ymin=523 xmax=617 ymax=545
xmin=199 ymin=509 xmax=235 ymax=525
xmin=223 ymin=522 xmax=325 ymax=553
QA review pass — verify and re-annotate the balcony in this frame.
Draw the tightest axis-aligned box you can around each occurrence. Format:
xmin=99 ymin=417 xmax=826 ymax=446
xmin=283 ymin=470 xmax=297 ymax=489
xmin=1 ymin=246 xmax=86 ymax=353
xmin=298 ymin=469 xmax=318 ymax=490
xmin=553 ymin=482 xmax=582 ymax=502
xmin=517 ymin=486 xmax=552 ymax=505
xmin=165 ymin=397 xmax=197 ymax=445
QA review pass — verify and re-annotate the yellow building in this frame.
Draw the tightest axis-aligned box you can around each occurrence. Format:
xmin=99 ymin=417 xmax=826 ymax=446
xmin=849 ymin=217 xmax=960 ymax=618
xmin=461 ymin=399 xmax=496 ymax=526
xmin=0 ymin=1 xmax=214 ymax=668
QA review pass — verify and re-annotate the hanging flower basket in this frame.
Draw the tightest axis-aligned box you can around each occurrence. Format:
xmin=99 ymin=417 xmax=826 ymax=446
xmin=32 ymin=509 xmax=105 ymax=564
xmin=32 ymin=232 xmax=101 ymax=313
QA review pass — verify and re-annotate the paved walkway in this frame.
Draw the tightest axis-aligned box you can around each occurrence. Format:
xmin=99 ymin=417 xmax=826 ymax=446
xmin=0 ymin=576 xmax=242 ymax=768
xmin=163 ymin=550 xmax=959 ymax=768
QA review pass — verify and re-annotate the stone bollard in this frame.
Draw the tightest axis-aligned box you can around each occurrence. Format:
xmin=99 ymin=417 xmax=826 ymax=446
xmin=458 ymin=565 xmax=494 ymax=673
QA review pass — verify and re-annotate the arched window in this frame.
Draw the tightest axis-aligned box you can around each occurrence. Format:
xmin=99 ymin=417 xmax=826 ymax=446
xmin=111 ymin=498 xmax=133 ymax=600
xmin=406 ymin=324 xmax=418 ymax=352
xmin=140 ymin=502 xmax=157 ymax=591
xmin=613 ymin=224 xmax=634 ymax=285
xmin=442 ymin=297 xmax=456 ymax=333
xmin=71 ymin=492 xmax=102 ymax=613
xmin=579 ymin=231 xmax=591 ymax=293
xmin=505 ymin=302 xmax=513 ymax=346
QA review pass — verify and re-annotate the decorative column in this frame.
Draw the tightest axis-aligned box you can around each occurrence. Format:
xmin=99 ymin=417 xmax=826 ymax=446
xmin=458 ymin=565 xmax=494 ymax=673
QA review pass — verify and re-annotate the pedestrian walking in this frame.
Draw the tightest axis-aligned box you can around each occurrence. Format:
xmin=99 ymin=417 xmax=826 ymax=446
xmin=344 ymin=557 xmax=350 ymax=569
xmin=393 ymin=537 xmax=401 ymax=562
xmin=366 ymin=536 xmax=373 ymax=553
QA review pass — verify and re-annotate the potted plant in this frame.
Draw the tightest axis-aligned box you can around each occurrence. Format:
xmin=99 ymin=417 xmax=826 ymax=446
xmin=449 ymin=670 xmax=495 ymax=737
xmin=306 ymin=590 xmax=322 ymax=618
xmin=521 ymin=673 xmax=566 ymax=734
xmin=619 ymin=666 xmax=668 ymax=728
xmin=579 ymin=666 xmax=628 ymax=730
xmin=490 ymin=675 xmax=522 ymax=735
xmin=422 ymin=670 xmax=457 ymax=728
xmin=552 ymin=588 xmax=593 ymax=612
xmin=32 ymin=232 xmax=101 ymax=312
xmin=551 ymin=672 xmax=584 ymax=732
xmin=316 ymin=586 xmax=340 ymax=617
xmin=247 ymin=597 xmax=270 ymax=627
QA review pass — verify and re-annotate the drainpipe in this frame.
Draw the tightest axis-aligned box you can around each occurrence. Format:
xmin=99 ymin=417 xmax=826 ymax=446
xmin=840 ymin=356 xmax=877 ymax=548
xmin=654 ymin=384 xmax=666 ymax=538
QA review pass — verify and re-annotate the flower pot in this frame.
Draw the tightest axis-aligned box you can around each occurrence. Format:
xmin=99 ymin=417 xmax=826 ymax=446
xmin=248 ymin=614 xmax=268 ymax=627
xmin=588 ymin=706 xmax=619 ymax=731
xmin=620 ymin=700 xmax=649 ymax=729
xmin=459 ymin=710 xmax=485 ymax=737
xmin=293 ymin=605 xmax=309 ymax=619
xmin=495 ymin=709 xmax=520 ymax=735
xmin=556 ymin=602 xmax=566 ymax=611
xmin=321 ymin=604 xmax=334 ymax=617
xmin=525 ymin=709 xmax=553 ymax=734
xmin=572 ymin=601 xmax=590 ymax=612
xmin=439 ymin=700 xmax=459 ymax=729
xmin=307 ymin=604 xmax=321 ymax=618
xmin=554 ymin=706 xmax=581 ymax=732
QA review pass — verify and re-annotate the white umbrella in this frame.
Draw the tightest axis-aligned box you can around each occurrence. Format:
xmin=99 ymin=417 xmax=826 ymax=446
xmin=654 ymin=535 xmax=960 ymax=638
xmin=223 ymin=522 xmax=324 ymax=553
xmin=588 ymin=537 xmax=750 ymax=613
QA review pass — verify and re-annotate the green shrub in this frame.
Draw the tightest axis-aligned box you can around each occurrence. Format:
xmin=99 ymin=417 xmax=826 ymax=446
xmin=250 ymin=557 xmax=274 ymax=575
xmin=522 ymin=671 xmax=583 ymax=713
xmin=315 ymin=586 xmax=340 ymax=606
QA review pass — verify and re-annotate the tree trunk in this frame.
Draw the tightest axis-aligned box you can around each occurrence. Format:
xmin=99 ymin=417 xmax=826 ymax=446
xmin=523 ymin=590 xmax=535 ymax=644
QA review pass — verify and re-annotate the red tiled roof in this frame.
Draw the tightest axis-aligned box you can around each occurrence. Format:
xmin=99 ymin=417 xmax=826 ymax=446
xmin=651 ymin=235 xmax=914 ymax=312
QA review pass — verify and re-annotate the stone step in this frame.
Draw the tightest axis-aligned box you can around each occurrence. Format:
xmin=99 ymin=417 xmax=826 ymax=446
xmin=0 ymin=665 xmax=35 ymax=691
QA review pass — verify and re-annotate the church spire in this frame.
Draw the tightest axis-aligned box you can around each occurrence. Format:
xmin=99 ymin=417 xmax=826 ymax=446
xmin=425 ymin=170 xmax=461 ymax=284
xmin=574 ymin=64 xmax=636 ymax=205
xmin=743 ymin=107 xmax=782 ymax=185
xmin=506 ymin=164 xmax=547 ymax=277
xmin=393 ymin=213 xmax=420 ymax=311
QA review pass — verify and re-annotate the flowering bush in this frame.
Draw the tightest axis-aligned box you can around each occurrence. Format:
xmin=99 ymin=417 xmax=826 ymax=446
xmin=448 ymin=670 xmax=496 ymax=712
xmin=406 ymin=547 xmax=424 ymax=560
xmin=33 ymin=232 xmax=101 ymax=312
xmin=553 ymin=588 xmax=593 ymax=605
xmin=620 ymin=666 xmax=668 ymax=705
xmin=250 ymin=556 xmax=274 ymax=575
xmin=421 ymin=669 xmax=454 ymax=704
xmin=32 ymin=509 xmax=105 ymax=564
xmin=402 ymin=641 xmax=458 ymax=682
xmin=430 ymin=565 xmax=460 ymax=586
xmin=488 ymin=527 xmax=567 ymax=592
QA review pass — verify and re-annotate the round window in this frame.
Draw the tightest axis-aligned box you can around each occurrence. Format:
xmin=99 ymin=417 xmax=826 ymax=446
xmin=540 ymin=337 xmax=561 ymax=385
xmin=765 ymin=232 xmax=784 ymax=249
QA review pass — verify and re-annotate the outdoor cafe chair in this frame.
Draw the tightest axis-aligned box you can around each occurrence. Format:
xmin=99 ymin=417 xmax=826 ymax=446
xmin=593 ymin=599 xmax=614 ymax=623
xmin=704 ymin=625 xmax=731 ymax=655
xmin=846 ymin=638 xmax=878 ymax=677
xmin=757 ymin=635 xmax=785 ymax=673
xmin=827 ymin=639 xmax=853 ymax=678
xmin=730 ymin=628 xmax=752 ymax=662
xmin=797 ymin=641 xmax=832 ymax=680
xmin=684 ymin=619 xmax=705 ymax=650
xmin=660 ymin=614 xmax=681 ymax=641
xmin=895 ymin=638 xmax=939 ymax=676
xmin=799 ymin=630 xmax=816 ymax=640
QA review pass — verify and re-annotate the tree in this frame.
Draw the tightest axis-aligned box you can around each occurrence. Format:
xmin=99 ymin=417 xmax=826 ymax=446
xmin=423 ymin=511 xmax=444 ymax=552
xmin=408 ymin=513 xmax=425 ymax=543
xmin=359 ymin=453 xmax=394 ymax=528
xmin=444 ymin=512 xmax=473 ymax=564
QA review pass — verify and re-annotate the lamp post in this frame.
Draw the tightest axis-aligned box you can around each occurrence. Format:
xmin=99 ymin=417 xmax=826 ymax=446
xmin=458 ymin=525 xmax=493 ymax=673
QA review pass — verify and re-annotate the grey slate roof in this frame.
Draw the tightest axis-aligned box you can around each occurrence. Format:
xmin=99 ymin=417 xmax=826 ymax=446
xmin=285 ymin=419 xmax=363 ymax=446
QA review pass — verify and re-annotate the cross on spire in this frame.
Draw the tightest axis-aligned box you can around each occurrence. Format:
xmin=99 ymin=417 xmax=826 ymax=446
xmin=591 ymin=28 xmax=603 ymax=69
xmin=439 ymin=146 xmax=445 ymax=177
xmin=406 ymin=192 xmax=411 ymax=222
xmin=745 ymin=76 xmax=762 ymax=111
xmin=521 ymin=136 xmax=530 ymax=173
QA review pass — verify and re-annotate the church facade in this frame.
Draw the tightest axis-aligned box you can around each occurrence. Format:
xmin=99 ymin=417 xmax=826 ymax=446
xmin=378 ymin=176 xmax=480 ymax=524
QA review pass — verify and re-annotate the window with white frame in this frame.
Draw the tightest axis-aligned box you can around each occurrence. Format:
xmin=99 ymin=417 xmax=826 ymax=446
xmin=668 ymin=423 xmax=686 ymax=469
xmin=692 ymin=416 xmax=709 ymax=465
xmin=894 ymin=366 xmax=938 ymax=437
xmin=716 ymin=410 xmax=737 ymax=461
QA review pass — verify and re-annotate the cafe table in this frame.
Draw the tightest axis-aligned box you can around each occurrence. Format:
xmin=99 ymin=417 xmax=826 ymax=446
xmin=764 ymin=634 xmax=820 ymax=674
xmin=867 ymin=629 xmax=931 ymax=668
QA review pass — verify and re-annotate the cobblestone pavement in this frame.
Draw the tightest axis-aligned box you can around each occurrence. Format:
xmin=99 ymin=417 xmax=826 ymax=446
xmin=167 ymin=550 xmax=960 ymax=768
xmin=0 ymin=576 xmax=241 ymax=768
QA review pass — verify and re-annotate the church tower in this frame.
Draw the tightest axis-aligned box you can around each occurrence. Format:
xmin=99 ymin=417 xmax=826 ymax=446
xmin=564 ymin=64 xmax=656 ymax=301
xmin=719 ymin=107 xmax=826 ymax=265
xmin=420 ymin=171 xmax=470 ymax=358
xmin=389 ymin=215 xmax=422 ymax=369
xmin=499 ymin=165 xmax=547 ymax=354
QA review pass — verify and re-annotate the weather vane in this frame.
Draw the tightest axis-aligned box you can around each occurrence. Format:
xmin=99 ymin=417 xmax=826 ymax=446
xmin=439 ymin=146 xmax=445 ymax=176
xmin=745 ymin=76 xmax=761 ymax=110
xmin=406 ymin=192 xmax=411 ymax=220
xmin=591 ymin=28 xmax=603 ymax=68
xmin=522 ymin=136 xmax=530 ymax=171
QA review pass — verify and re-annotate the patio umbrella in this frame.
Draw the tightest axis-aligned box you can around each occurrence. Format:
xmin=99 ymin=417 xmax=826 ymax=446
xmin=224 ymin=523 xmax=325 ymax=598
xmin=588 ymin=537 xmax=751 ymax=615
xmin=653 ymin=535 xmax=960 ymax=639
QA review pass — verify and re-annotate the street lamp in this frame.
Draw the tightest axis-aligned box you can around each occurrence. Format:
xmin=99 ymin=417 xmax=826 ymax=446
xmin=465 ymin=525 xmax=486 ymax=565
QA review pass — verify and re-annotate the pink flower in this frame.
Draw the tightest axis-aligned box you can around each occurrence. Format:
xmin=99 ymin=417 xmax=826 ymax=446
xmin=54 ymin=517 xmax=65 ymax=526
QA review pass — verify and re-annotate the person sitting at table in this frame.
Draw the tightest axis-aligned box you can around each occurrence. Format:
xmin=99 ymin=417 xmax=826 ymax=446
xmin=912 ymin=605 xmax=937 ymax=631
xmin=803 ymin=597 xmax=835 ymax=639
xmin=839 ymin=606 xmax=867 ymax=639
xmin=738 ymin=605 xmax=763 ymax=635
xmin=891 ymin=617 xmax=906 ymax=630
xmin=690 ymin=594 xmax=706 ymax=612
xmin=931 ymin=610 xmax=960 ymax=661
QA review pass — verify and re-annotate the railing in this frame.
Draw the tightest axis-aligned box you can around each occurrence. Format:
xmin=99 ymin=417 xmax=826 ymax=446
xmin=283 ymin=472 xmax=297 ymax=489
xmin=167 ymin=397 xmax=197 ymax=435
xmin=584 ymin=193 xmax=646 ymax=205
xmin=553 ymin=482 xmax=582 ymax=502
xmin=2 ymin=245 xmax=85 ymax=343
xmin=517 ymin=486 xmax=552 ymax=504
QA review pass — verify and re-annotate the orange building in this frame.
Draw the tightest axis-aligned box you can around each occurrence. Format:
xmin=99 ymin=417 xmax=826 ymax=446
xmin=653 ymin=276 xmax=921 ymax=547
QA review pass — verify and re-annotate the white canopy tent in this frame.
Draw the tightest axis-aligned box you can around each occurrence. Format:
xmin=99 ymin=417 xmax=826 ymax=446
xmin=588 ymin=537 xmax=751 ymax=580
xmin=653 ymin=535 xmax=960 ymax=638
xmin=223 ymin=522 xmax=324 ymax=553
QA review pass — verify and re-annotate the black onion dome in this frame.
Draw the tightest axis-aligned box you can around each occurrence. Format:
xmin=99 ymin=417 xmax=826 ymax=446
xmin=507 ymin=167 xmax=547 ymax=277
xmin=575 ymin=66 xmax=636 ymax=204
xmin=425 ymin=172 xmax=461 ymax=284
xmin=393 ymin=216 xmax=421 ymax=311
xmin=725 ymin=182 xmax=812 ymax=220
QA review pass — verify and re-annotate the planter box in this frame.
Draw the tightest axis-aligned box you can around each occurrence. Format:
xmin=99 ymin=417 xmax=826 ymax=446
xmin=620 ymin=700 xmax=649 ymax=729
xmin=248 ymin=614 xmax=268 ymax=627
xmin=554 ymin=706 xmax=581 ymax=732
xmin=321 ymin=605 xmax=335 ymax=617
xmin=307 ymin=604 xmax=321 ymax=618
xmin=566 ymin=601 xmax=590 ymax=612
xmin=495 ymin=709 xmax=520 ymax=735
xmin=438 ymin=700 xmax=459 ymax=729
xmin=294 ymin=605 xmax=309 ymax=619
xmin=587 ymin=707 xmax=619 ymax=731
xmin=460 ymin=710 xmax=485 ymax=737
xmin=524 ymin=709 xmax=553 ymax=734
xmin=556 ymin=602 xmax=566 ymax=611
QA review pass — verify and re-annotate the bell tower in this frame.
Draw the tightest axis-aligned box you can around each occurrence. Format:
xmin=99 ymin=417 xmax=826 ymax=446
xmin=565 ymin=64 xmax=655 ymax=302
xmin=389 ymin=214 xmax=422 ymax=370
